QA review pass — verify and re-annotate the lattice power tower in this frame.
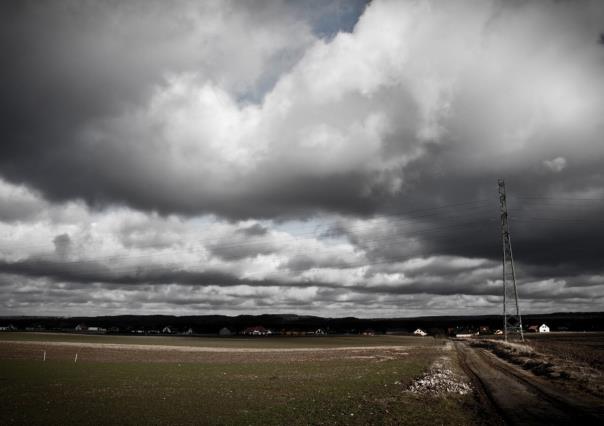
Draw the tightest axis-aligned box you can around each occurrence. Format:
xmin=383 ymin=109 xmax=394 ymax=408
xmin=498 ymin=179 xmax=524 ymax=342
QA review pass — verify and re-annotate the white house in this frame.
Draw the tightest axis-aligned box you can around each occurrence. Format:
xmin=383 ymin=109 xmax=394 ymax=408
xmin=414 ymin=328 xmax=427 ymax=336
xmin=539 ymin=324 xmax=550 ymax=333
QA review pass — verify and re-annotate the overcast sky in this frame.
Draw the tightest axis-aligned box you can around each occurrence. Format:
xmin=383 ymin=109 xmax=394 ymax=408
xmin=1 ymin=0 xmax=603 ymax=318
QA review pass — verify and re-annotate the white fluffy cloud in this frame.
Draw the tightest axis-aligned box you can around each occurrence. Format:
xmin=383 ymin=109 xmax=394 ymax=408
xmin=1 ymin=176 xmax=602 ymax=316
xmin=58 ymin=0 xmax=603 ymax=218
xmin=543 ymin=157 xmax=567 ymax=173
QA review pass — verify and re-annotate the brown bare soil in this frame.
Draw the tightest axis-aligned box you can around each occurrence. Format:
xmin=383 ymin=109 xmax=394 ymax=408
xmin=473 ymin=334 xmax=604 ymax=398
xmin=0 ymin=340 xmax=417 ymax=364
xmin=525 ymin=332 xmax=604 ymax=372
xmin=456 ymin=340 xmax=604 ymax=425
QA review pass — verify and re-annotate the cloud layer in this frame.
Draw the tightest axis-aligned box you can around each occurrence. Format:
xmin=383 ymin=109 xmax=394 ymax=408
xmin=1 ymin=0 xmax=603 ymax=316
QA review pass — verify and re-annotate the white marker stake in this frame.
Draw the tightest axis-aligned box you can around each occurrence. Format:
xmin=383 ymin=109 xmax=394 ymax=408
xmin=74 ymin=353 xmax=78 ymax=363
xmin=43 ymin=350 xmax=46 ymax=362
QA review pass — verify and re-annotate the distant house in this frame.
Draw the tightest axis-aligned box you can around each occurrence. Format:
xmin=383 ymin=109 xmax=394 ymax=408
xmin=162 ymin=326 xmax=173 ymax=334
xmin=455 ymin=333 xmax=474 ymax=338
xmin=184 ymin=327 xmax=194 ymax=335
xmin=362 ymin=329 xmax=375 ymax=336
xmin=494 ymin=329 xmax=503 ymax=335
xmin=479 ymin=326 xmax=490 ymax=335
xmin=75 ymin=323 xmax=87 ymax=332
xmin=414 ymin=328 xmax=427 ymax=336
xmin=243 ymin=326 xmax=269 ymax=336
xmin=87 ymin=327 xmax=106 ymax=333
xmin=314 ymin=328 xmax=326 ymax=335
xmin=539 ymin=324 xmax=550 ymax=333
xmin=218 ymin=327 xmax=232 ymax=336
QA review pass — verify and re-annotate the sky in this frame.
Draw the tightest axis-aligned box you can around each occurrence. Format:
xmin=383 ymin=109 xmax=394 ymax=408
xmin=1 ymin=0 xmax=603 ymax=318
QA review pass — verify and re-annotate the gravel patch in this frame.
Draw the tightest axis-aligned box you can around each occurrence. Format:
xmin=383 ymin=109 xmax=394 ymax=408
xmin=405 ymin=357 xmax=472 ymax=396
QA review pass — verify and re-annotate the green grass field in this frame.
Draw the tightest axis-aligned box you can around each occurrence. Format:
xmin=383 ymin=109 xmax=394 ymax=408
xmin=0 ymin=334 xmax=482 ymax=425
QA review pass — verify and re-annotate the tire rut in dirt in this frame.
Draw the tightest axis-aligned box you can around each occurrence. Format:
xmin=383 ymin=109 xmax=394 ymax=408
xmin=455 ymin=342 xmax=603 ymax=426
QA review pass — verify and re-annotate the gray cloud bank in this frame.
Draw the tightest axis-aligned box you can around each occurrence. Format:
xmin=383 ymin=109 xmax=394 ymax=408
xmin=0 ymin=0 xmax=603 ymax=316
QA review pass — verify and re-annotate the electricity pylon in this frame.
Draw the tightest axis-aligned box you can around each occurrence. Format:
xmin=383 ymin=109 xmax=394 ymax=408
xmin=498 ymin=179 xmax=524 ymax=342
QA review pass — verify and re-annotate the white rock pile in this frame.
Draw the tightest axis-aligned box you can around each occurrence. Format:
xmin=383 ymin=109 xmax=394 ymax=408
xmin=406 ymin=359 xmax=472 ymax=396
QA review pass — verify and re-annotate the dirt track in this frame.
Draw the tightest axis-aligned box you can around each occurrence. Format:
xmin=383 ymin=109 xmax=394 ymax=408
xmin=455 ymin=341 xmax=604 ymax=425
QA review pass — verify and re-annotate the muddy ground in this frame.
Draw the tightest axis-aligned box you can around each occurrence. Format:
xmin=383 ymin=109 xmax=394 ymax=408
xmin=476 ymin=335 xmax=604 ymax=397
xmin=456 ymin=338 xmax=604 ymax=425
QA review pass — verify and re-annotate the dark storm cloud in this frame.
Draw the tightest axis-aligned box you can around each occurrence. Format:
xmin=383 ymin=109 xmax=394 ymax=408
xmin=208 ymin=235 xmax=278 ymax=261
xmin=53 ymin=233 xmax=72 ymax=259
xmin=205 ymin=223 xmax=275 ymax=260
xmin=0 ymin=0 xmax=428 ymax=220
xmin=209 ymin=243 xmax=277 ymax=262
xmin=283 ymin=253 xmax=355 ymax=271
xmin=0 ymin=249 xmax=490 ymax=296
xmin=0 ymin=258 xmax=257 ymax=287
xmin=1 ymin=0 xmax=602 ymax=224
xmin=0 ymin=256 xmax=346 ymax=290
xmin=237 ymin=223 xmax=269 ymax=237
xmin=0 ymin=258 xmax=495 ymax=299
xmin=0 ymin=0 xmax=316 ymax=215
xmin=337 ymin=159 xmax=604 ymax=273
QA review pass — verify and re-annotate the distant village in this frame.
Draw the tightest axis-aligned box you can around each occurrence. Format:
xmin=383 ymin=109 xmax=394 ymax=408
xmin=0 ymin=323 xmax=365 ymax=336
xmin=0 ymin=321 xmax=569 ymax=337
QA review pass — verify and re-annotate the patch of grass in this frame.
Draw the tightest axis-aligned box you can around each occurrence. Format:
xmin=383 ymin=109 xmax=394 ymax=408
xmin=0 ymin=352 xmax=478 ymax=425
